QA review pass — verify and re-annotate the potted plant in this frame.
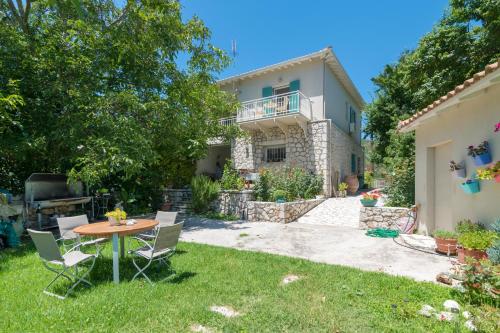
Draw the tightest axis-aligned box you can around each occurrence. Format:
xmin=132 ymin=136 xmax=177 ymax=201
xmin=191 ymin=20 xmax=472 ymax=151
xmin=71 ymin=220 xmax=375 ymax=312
xmin=105 ymin=208 xmax=127 ymax=226
xmin=272 ymin=190 xmax=288 ymax=203
xmin=360 ymin=192 xmax=380 ymax=207
xmin=477 ymin=161 xmax=500 ymax=183
xmin=449 ymin=160 xmax=466 ymax=178
xmin=457 ymin=230 xmax=497 ymax=263
xmin=460 ymin=178 xmax=480 ymax=194
xmin=467 ymin=141 xmax=492 ymax=166
xmin=338 ymin=182 xmax=348 ymax=198
xmin=432 ymin=230 xmax=458 ymax=255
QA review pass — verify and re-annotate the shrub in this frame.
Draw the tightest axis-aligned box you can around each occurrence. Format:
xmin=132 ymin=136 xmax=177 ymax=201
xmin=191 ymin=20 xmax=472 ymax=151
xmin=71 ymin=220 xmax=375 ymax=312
xmin=486 ymin=219 xmax=500 ymax=265
xmin=384 ymin=158 xmax=415 ymax=207
xmin=461 ymin=259 xmax=500 ymax=306
xmin=201 ymin=211 xmax=239 ymax=221
xmin=190 ymin=175 xmax=220 ymax=213
xmin=456 ymin=219 xmax=483 ymax=234
xmin=253 ymin=169 xmax=272 ymax=201
xmin=272 ymin=189 xmax=288 ymax=202
xmin=364 ymin=170 xmax=374 ymax=188
xmin=458 ymin=230 xmax=498 ymax=250
xmin=219 ymin=160 xmax=244 ymax=191
xmin=432 ymin=230 xmax=458 ymax=239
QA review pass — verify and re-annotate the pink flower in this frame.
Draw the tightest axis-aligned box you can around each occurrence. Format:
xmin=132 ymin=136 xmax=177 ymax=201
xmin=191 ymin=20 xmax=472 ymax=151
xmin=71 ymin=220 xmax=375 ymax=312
xmin=495 ymin=121 xmax=500 ymax=133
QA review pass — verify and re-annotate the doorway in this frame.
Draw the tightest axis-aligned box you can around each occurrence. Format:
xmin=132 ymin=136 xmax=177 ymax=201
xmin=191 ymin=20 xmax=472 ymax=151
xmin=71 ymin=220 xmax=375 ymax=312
xmin=432 ymin=142 xmax=453 ymax=231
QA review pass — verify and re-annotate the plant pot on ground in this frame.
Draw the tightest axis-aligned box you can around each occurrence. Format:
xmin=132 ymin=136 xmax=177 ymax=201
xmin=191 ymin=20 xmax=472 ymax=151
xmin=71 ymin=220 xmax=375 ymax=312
xmin=432 ymin=230 xmax=458 ymax=255
xmin=457 ymin=230 xmax=498 ymax=263
xmin=344 ymin=175 xmax=359 ymax=194
xmin=338 ymin=183 xmax=348 ymax=198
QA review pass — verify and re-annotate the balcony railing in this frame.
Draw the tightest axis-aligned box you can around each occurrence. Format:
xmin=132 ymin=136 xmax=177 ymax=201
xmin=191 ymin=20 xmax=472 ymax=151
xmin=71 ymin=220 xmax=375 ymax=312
xmin=236 ymin=91 xmax=311 ymax=122
xmin=219 ymin=117 xmax=236 ymax=127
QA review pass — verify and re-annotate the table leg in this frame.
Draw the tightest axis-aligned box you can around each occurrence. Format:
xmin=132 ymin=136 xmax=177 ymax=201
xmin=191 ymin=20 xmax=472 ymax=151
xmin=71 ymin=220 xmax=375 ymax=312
xmin=112 ymin=233 xmax=119 ymax=284
xmin=120 ymin=236 xmax=125 ymax=258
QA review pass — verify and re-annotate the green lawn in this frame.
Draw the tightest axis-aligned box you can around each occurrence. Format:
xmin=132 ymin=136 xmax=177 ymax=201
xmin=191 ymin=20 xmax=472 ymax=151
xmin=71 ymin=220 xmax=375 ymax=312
xmin=0 ymin=240 xmax=496 ymax=332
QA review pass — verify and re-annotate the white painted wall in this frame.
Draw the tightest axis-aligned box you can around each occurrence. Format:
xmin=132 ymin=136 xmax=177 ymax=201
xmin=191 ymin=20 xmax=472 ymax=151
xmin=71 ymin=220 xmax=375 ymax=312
xmin=220 ymin=60 xmax=324 ymax=120
xmin=196 ymin=145 xmax=231 ymax=177
xmin=323 ymin=64 xmax=362 ymax=144
xmin=415 ymin=83 xmax=500 ymax=234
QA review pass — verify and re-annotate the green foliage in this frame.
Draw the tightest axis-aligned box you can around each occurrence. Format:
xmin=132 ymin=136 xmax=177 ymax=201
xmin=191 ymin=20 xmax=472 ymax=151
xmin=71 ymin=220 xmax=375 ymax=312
xmin=0 ymin=1 xmax=239 ymax=209
xmin=272 ymin=189 xmax=288 ymax=202
xmin=456 ymin=219 xmax=483 ymax=234
xmin=363 ymin=170 xmax=374 ymax=188
xmin=364 ymin=0 xmax=500 ymax=205
xmin=190 ymin=175 xmax=220 ymax=213
xmin=338 ymin=182 xmax=348 ymax=191
xmin=384 ymin=158 xmax=415 ymax=207
xmin=219 ymin=160 xmax=244 ymax=191
xmin=458 ymin=230 xmax=497 ymax=250
xmin=254 ymin=167 xmax=323 ymax=202
xmin=253 ymin=169 xmax=272 ymax=201
xmin=432 ymin=230 xmax=458 ymax=240
xmin=486 ymin=240 xmax=500 ymax=265
xmin=201 ymin=211 xmax=239 ymax=221
xmin=461 ymin=259 xmax=500 ymax=306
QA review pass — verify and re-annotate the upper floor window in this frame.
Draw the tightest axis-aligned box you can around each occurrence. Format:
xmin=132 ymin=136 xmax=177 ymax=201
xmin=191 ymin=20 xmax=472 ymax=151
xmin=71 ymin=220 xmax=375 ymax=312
xmin=273 ymin=86 xmax=290 ymax=96
xmin=266 ymin=145 xmax=286 ymax=163
xmin=347 ymin=104 xmax=356 ymax=134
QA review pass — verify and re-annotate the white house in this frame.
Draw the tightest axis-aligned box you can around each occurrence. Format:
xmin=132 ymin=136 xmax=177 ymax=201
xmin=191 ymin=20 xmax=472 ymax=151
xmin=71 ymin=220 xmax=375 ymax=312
xmin=197 ymin=47 xmax=365 ymax=196
xmin=399 ymin=61 xmax=500 ymax=233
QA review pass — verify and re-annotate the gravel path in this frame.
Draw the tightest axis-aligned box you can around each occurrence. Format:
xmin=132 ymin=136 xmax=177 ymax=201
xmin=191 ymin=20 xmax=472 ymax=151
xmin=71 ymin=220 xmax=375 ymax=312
xmin=297 ymin=196 xmax=362 ymax=228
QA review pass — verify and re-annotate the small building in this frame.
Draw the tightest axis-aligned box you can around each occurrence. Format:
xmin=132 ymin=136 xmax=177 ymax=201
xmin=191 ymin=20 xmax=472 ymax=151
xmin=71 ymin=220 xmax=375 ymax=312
xmin=197 ymin=47 xmax=365 ymax=196
xmin=398 ymin=61 xmax=500 ymax=233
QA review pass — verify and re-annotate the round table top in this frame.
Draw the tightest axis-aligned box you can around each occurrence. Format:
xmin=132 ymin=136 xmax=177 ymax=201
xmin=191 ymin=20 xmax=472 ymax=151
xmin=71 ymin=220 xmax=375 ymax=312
xmin=73 ymin=219 xmax=158 ymax=237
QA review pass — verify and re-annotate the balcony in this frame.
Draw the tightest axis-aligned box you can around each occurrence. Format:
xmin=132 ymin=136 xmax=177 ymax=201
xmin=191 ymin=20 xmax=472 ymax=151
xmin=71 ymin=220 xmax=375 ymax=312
xmin=220 ymin=91 xmax=312 ymax=135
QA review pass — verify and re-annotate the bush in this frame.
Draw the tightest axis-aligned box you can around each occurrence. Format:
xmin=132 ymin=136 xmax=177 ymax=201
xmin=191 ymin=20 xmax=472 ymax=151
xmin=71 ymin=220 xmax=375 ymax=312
xmin=219 ymin=160 xmax=244 ymax=191
xmin=384 ymin=158 xmax=415 ymax=207
xmin=272 ymin=189 xmax=288 ymax=202
xmin=253 ymin=167 xmax=323 ymax=202
xmin=190 ymin=175 xmax=220 ymax=213
xmin=364 ymin=170 xmax=374 ymax=188
xmin=456 ymin=219 xmax=483 ymax=234
xmin=461 ymin=259 xmax=500 ymax=306
xmin=201 ymin=211 xmax=239 ymax=221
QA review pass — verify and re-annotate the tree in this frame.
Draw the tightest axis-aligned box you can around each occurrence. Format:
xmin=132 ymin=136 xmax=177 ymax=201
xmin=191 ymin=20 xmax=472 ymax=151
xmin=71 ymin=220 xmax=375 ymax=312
xmin=0 ymin=0 xmax=238 ymax=211
xmin=364 ymin=0 xmax=500 ymax=206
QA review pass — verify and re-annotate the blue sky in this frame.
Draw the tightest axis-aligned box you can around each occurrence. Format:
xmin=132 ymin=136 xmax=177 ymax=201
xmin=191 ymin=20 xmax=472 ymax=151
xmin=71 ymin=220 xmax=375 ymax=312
xmin=180 ymin=0 xmax=450 ymax=102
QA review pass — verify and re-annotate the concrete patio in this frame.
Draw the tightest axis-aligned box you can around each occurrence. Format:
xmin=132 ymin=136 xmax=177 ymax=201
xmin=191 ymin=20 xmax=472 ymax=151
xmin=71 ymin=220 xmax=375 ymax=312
xmin=181 ymin=217 xmax=453 ymax=282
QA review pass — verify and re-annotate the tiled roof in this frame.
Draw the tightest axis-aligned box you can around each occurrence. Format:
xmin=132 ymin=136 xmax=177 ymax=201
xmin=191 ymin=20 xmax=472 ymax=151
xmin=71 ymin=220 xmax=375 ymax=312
xmin=398 ymin=61 xmax=499 ymax=131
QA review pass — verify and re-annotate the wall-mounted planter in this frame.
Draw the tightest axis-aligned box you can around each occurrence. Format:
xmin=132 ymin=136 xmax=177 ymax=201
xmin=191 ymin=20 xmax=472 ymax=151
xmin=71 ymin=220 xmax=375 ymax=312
xmin=460 ymin=180 xmax=480 ymax=194
xmin=451 ymin=168 xmax=466 ymax=179
xmin=495 ymin=174 xmax=500 ymax=183
xmin=473 ymin=151 xmax=492 ymax=166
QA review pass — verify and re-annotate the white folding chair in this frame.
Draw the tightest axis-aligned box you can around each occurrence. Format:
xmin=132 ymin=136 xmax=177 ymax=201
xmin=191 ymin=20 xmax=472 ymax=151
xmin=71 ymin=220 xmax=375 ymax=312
xmin=128 ymin=222 xmax=183 ymax=284
xmin=136 ymin=211 xmax=178 ymax=241
xmin=28 ymin=229 xmax=96 ymax=299
xmin=56 ymin=215 xmax=108 ymax=255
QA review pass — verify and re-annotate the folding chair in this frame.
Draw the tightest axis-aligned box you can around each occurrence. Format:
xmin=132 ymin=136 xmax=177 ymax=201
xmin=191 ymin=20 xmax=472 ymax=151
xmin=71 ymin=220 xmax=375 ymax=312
xmin=28 ymin=229 xmax=96 ymax=299
xmin=128 ymin=222 xmax=183 ymax=284
xmin=56 ymin=215 xmax=108 ymax=255
xmin=136 ymin=211 xmax=178 ymax=241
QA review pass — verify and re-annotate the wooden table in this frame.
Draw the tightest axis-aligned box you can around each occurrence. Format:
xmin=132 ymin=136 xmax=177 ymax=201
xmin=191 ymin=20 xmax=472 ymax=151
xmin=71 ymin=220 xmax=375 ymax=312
xmin=74 ymin=219 xmax=158 ymax=284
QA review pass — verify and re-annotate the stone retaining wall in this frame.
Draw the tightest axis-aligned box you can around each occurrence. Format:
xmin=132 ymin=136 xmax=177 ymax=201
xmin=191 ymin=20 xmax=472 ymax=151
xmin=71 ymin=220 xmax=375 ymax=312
xmin=247 ymin=198 xmax=324 ymax=224
xmin=359 ymin=206 xmax=411 ymax=230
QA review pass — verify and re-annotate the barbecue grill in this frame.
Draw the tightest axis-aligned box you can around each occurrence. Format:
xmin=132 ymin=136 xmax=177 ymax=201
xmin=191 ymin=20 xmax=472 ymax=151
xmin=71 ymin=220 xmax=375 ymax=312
xmin=25 ymin=173 xmax=91 ymax=229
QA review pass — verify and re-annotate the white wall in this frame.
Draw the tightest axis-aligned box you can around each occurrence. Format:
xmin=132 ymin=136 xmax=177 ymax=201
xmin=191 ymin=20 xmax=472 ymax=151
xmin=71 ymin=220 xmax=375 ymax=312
xmin=196 ymin=145 xmax=231 ymax=177
xmin=220 ymin=60 xmax=325 ymax=120
xmin=324 ymin=64 xmax=362 ymax=144
xmin=415 ymin=83 xmax=500 ymax=234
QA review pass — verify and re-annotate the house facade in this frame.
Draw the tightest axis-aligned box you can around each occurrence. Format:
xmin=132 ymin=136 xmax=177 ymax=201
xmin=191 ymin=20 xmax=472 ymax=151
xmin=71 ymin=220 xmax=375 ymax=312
xmin=399 ymin=61 xmax=500 ymax=234
xmin=197 ymin=47 xmax=365 ymax=196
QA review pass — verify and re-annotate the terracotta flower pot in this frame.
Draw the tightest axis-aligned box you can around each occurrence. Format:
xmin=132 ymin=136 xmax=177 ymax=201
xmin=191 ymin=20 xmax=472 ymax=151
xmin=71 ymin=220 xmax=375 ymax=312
xmin=495 ymin=174 xmax=500 ymax=183
xmin=435 ymin=237 xmax=458 ymax=255
xmin=463 ymin=248 xmax=488 ymax=261
xmin=457 ymin=247 xmax=465 ymax=263
xmin=345 ymin=175 xmax=359 ymax=195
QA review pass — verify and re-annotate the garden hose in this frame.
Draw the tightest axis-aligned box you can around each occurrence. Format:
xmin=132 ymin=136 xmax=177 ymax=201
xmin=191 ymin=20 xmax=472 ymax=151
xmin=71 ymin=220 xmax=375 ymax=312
xmin=365 ymin=228 xmax=400 ymax=238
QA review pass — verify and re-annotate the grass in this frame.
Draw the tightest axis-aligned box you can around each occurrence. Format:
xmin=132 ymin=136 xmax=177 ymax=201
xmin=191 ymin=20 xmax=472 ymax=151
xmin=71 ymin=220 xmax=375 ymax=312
xmin=0 ymin=240 xmax=497 ymax=332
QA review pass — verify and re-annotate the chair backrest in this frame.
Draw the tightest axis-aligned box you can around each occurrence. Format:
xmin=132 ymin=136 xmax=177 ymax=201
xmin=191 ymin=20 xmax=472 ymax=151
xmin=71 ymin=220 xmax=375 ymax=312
xmin=155 ymin=211 xmax=178 ymax=227
xmin=153 ymin=222 xmax=183 ymax=253
xmin=57 ymin=215 xmax=89 ymax=240
xmin=28 ymin=229 xmax=64 ymax=262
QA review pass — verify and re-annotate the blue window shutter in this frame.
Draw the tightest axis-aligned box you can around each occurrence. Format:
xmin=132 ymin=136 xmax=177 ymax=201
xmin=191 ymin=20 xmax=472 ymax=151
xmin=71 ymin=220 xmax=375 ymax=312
xmin=262 ymin=86 xmax=273 ymax=97
xmin=351 ymin=154 xmax=356 ymax=173
xmin=290 ymin=79 xmax=300 ymax=91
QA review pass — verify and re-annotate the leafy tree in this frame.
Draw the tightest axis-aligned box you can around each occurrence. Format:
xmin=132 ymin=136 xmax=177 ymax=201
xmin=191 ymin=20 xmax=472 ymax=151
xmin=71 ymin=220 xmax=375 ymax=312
xmin=365 ymin=0 xmax=500 ymax=206
xmin=0 ymin=0 xmax=239 ymax=212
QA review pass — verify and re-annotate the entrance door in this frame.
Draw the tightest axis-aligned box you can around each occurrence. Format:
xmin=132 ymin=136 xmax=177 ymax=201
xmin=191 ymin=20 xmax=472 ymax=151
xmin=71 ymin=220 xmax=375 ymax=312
xmin=433 ymin=142 xmax=453 ymax=231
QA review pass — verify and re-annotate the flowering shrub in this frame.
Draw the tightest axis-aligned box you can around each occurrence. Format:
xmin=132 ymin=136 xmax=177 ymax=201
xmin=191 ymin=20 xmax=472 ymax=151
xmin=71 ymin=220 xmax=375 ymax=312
xmin=467 ymin=141 xmax=489 ymax=157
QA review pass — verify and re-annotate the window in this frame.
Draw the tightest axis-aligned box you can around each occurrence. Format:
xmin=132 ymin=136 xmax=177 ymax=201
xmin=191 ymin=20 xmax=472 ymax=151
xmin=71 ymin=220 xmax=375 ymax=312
xmin=273 ymin=85 xmax=290 ymax=96
xmin=351 ymin=154 xmax=356 ymax=173
xmin=266 ymin=146 xmax=286 ymax=162
xmin=348 ymin=105 xmax=356 ymax=134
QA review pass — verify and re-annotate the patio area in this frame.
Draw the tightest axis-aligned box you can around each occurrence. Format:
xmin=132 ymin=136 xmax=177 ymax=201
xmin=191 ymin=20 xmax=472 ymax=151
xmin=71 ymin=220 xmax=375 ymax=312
xmin=181 ymin=217 xmax=452 ymax=282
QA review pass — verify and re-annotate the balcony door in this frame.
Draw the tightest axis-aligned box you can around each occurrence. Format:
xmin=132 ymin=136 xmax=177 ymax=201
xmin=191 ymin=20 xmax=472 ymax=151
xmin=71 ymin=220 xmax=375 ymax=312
xmin=273 ymin=86 xmax=290 ymax=115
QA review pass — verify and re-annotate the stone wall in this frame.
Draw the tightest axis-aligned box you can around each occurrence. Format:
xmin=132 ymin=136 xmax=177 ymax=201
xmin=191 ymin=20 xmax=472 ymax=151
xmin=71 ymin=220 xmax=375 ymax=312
xmin=247 ymin=198 xmax=324 ymax=224
xmin=330 ymin=121 xmax=364 ymax=189
xmin=232 ymin=120 xmax=332 ymax=195
xmin=164 ymin=189 xmax=254 ymax=219
xmin=359 ymin=206 xmax=412 ymax=230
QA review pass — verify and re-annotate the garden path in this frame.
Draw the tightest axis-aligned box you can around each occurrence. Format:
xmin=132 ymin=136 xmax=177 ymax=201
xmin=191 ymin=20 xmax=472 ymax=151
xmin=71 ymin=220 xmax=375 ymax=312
xmin=296 ymin=196 xmax=362 ymax=227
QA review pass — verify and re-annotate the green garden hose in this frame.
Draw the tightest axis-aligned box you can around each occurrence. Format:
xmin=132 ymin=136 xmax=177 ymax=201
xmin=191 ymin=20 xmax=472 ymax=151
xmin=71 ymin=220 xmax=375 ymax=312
xmin=366 ymin=228 xmax=399 ymax=238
